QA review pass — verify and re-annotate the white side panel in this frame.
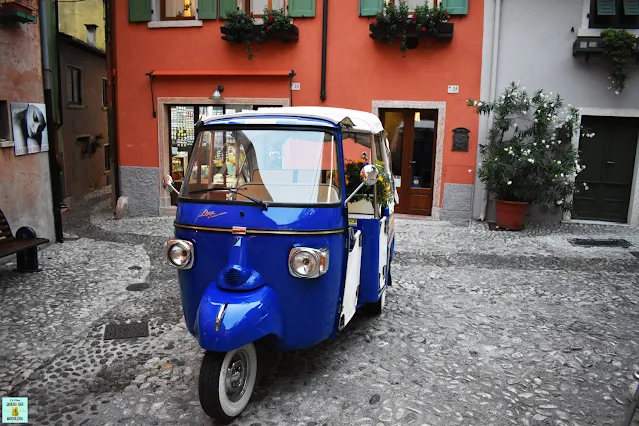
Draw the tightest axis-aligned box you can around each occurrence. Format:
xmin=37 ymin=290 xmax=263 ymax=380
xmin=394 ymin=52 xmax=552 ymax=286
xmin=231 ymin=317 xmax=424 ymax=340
xmin=342 ymin=230 xmax=362 ymax=328
xmin=378 ymin=217 xmax=388 ymax=290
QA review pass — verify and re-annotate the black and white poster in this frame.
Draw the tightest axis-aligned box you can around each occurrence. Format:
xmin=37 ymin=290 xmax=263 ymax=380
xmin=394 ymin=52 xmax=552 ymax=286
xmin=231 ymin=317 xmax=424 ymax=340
xmin=11 ymin=102 xmax=49 ymax=156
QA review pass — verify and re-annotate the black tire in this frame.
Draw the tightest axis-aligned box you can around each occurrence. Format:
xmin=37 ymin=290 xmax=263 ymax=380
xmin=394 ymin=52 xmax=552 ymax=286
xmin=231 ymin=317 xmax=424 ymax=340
xmin=198 ymin=343 xmax=257 ymax=423
xmin=369 ymin=287 xmax=387 ymax=315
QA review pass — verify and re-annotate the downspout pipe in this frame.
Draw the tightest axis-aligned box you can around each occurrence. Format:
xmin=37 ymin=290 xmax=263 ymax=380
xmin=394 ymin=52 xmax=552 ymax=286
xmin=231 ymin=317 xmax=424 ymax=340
xmin=479 ymin=0 xmax=502 ymax=221
xmin=319 ymin=0 xmax=328 ymax=101
xmin=105 ymin=0 xmax=121 ymax=204
xmin=40 ymin=0 xmax=64 ymax=243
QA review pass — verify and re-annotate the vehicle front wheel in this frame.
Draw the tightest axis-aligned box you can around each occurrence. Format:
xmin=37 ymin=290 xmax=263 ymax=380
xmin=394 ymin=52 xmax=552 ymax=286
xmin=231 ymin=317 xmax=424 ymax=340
xmin=198 ymin=343 xmax=258 ymax=423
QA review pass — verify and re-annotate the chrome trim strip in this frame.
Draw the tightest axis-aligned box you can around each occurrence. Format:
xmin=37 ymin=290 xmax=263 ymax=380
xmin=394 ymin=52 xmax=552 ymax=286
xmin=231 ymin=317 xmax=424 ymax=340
xmin=174 ymin=222 xmax=344 ymax=235
xmin=215 ymin=302 xmax=228 ymax=332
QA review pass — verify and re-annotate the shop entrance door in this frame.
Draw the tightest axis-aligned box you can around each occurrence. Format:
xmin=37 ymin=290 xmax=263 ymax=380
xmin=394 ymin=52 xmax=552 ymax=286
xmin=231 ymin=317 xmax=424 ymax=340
xmin=380 ymin=109 xmax=437 ymax=216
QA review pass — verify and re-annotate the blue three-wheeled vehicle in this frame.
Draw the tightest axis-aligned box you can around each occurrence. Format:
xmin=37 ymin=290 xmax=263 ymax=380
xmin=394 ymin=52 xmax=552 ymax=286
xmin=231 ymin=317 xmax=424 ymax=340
xmin=163 ymin=106 xmax=397 ymax=422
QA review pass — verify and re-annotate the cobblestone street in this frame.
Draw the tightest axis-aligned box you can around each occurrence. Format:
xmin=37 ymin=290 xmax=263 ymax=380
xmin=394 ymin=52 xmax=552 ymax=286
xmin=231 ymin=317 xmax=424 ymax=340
xmin=2 ymin=188 xmax=639 ymax=425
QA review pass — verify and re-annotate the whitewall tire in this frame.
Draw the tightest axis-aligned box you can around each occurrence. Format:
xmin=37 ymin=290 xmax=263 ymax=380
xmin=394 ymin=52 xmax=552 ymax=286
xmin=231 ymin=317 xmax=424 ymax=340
xmin=198 ymin=342 xmax=258 ymax=423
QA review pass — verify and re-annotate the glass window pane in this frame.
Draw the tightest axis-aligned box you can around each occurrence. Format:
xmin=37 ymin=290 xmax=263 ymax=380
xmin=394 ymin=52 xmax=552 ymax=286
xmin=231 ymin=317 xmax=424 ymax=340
xmin=251 ymin=0 xmax=268 ymax=13
xmin=182 ymin=129 xmax=341 ymax=204
xmin=411 ymin=112 xmax=435 ymax=188
xmin=273 ymin=0 xmax=285 ymax=10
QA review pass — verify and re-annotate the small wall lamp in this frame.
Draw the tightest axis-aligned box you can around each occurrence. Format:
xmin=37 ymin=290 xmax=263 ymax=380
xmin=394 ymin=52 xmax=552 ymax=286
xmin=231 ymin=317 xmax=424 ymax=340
xmin=211 ymin=85 xmax=224 ymax=100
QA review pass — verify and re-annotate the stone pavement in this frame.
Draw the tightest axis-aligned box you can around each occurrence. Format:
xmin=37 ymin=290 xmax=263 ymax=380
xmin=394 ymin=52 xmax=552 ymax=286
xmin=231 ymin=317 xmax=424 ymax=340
xmin=1 ymin=187 xmax=639 ymax=426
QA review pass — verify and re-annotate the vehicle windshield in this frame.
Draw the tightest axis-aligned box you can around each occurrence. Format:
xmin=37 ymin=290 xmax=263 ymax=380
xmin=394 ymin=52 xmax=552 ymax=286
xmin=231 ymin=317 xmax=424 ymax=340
xmin=180 ymin=128 xmax=341 ymax=205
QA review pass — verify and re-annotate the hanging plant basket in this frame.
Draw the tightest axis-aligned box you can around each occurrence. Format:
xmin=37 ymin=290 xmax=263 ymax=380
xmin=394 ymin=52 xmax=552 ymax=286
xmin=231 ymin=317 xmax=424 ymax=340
xmin=220 ymin=24 xmax=299 ymax=43
xmin=369 ymin=21 xmax=453 ymax=41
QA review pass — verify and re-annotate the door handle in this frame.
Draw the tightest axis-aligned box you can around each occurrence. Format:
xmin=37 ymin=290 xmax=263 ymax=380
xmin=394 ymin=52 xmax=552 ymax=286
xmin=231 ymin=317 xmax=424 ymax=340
xmin=607 ymin=161 xmax=615 ymax=164
xmin=409 ymin=161 xmax=416 ymax=164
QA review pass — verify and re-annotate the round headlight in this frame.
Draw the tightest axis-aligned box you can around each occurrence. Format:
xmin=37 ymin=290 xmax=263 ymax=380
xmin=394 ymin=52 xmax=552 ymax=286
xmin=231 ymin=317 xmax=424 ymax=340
xmin=164 ymin=239 xmax=194 ymax=269
xmin=169 ymin=244 xmax=189 ymax=266
xmin=290 ymin=250 xmax=319 ymax=278
xmin=288 ymin=247 xmax=329 ymax=279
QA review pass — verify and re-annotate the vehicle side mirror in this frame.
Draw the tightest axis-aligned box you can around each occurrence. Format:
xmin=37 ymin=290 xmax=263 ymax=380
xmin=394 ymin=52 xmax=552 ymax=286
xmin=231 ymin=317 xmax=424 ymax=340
xmin=163 ymin=174 xmax=179 ymax=195
xmin=360 ymin=164 xmax=379 ymax=186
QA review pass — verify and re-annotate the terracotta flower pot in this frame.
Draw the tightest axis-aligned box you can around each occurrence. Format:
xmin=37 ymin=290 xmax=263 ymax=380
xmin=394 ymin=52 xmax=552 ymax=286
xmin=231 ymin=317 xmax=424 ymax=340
xmin=495 ymin=199 xmax=528 ymax=230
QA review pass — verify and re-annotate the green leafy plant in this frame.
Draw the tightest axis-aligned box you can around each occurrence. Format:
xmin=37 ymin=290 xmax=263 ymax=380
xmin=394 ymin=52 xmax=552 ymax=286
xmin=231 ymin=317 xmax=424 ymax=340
xmin=600 ymin=28 xmax=638 ymax=95
xmin=222 ymin=8 xmax=294 ymax=60
xmin=369 ymin=0 xmax=450 ymax=57
xmin=345 ymin=159 xmax=393 ymax=211
xmin=263 ymin=7 xmax=292 ymax=34
xmin=222 ymin=9 xmax=259 ymax=59
xmin=467 ymin=82 xmax=593 ymax=211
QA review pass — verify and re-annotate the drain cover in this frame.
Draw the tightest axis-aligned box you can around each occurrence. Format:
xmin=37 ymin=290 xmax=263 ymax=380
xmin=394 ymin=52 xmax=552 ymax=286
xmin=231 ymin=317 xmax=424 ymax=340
xmin=126 ymin=283 xmax=150 ymax=291
xmin=103 ymin=321 xmax=149 ymax=340
xmin=568 ymin=238 xmax=632 ymax=248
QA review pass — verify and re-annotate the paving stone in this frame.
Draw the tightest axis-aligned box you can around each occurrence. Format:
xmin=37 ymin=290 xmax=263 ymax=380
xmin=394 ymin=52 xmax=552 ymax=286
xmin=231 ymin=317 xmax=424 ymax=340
xmin=2 ymin=186 xmax=638 ymax=425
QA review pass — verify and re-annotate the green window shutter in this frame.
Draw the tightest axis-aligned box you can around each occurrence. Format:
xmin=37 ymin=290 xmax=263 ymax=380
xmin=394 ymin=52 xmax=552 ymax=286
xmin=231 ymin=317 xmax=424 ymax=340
xmin=197 ymin=0 xmax=217 ymax=19
xmin=597 ymin=0 xmax=616 ymax=15
xmin=442 ymin=0 xmax=468 ymax=15
xmin=288 ymin=0 xmax=315 ymax=17
xmin=219 ymin=0 xmax=238 ymax=19
xmin=359 ymin=0 xmax=383 ymax=16
xmin=624 ymin=0 xmax=639 ymax=15
xmin=129 ymin=0 xmax=152 ymax=22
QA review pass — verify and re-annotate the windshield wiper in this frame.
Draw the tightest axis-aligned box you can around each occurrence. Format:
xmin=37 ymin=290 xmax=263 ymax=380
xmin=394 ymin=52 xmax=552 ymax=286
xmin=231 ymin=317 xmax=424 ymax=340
xmin=188 ymin=187 xmax=269 ymax=210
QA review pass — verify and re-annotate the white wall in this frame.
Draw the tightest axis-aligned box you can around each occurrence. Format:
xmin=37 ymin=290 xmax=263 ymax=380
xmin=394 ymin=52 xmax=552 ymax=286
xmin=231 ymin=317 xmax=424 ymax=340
xmin=474 ymin=0 xmax=639 ymax=223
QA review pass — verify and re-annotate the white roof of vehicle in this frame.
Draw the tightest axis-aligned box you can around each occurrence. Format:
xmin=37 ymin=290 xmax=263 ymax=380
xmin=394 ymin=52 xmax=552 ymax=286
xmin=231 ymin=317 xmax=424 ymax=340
xmin=237 ymin=106 xmax=385 ymax=134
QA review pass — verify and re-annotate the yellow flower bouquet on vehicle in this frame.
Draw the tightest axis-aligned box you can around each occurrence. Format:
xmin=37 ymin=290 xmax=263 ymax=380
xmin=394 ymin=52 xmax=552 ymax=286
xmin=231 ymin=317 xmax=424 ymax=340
xmin=344 ymin=159 xmax=393 ymax=210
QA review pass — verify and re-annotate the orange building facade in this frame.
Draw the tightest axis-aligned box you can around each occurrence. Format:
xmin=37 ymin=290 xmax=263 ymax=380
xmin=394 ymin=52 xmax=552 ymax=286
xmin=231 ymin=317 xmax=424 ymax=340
xmin=109 ymin=0 xmax=483 ymax=219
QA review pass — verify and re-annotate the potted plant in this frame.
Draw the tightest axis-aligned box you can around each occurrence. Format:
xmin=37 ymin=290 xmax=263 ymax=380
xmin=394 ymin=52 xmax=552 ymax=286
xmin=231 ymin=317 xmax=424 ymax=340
xmin=600 ymin=28 xmax=639 ymax=95
xmin=221 ymin=8 xmax=297 ymax=59
xmin=467 ymin=82 xmax=592 ymax=230
xmin=345 ymin=159 xmax=393 ymax=215
xmin=369 ymin=0 xmax=453 ymax=56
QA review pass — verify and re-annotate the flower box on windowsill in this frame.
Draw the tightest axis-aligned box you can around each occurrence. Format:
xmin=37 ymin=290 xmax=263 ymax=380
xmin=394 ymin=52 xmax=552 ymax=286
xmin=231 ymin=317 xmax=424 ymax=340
xmin=369 ymin=21 xmax=454 ymax=44
xmin=220 ymin=24 xmax=299 ymax=44
xmin=572 ymin=35 xmax=639 ymax=57
xmin=0 ymin=1 xmax=37 ymax=24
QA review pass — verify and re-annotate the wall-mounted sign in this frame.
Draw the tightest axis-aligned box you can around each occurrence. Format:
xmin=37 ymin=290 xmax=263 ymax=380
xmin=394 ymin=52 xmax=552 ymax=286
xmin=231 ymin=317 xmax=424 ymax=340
xmin=11 ymin=102 xmax=49 ymax=156
xmin=452 ymin=127 xmax=469 ymax=152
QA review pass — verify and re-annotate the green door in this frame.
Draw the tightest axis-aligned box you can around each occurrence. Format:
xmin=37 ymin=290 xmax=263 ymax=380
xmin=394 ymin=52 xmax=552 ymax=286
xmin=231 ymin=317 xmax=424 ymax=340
xmin=573 ymin=116 xmax=639 ymax=222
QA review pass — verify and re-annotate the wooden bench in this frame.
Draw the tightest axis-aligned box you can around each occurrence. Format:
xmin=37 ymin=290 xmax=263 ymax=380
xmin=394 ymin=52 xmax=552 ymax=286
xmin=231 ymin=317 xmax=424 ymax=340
xmin=0 ymin=209 xmax=49 ymax=272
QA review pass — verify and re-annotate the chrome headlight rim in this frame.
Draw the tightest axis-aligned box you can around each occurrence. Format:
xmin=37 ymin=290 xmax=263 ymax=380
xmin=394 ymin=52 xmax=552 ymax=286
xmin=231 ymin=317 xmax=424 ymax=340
xmin=164 ymin=238 xmax=194 ymax=269
xmin=288 ymin=247 xmax=329 ymax=279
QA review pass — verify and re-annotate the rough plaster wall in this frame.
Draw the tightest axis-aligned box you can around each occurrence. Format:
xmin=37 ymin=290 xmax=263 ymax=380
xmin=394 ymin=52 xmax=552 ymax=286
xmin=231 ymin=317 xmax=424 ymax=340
xmin=119 ymin=166 xmax=160 ymax=217
xmin=0 ymin=22 xmax=55 ymax=242
xmin=479 ymin=0 xmax=639 ymax=223
xmin=59 ymin=40 xmax=108 ymax=200
xmin=58 ymin=0 xmax=106 ymax=50
xmin=441 ymin=183 xmax=473 ymax=220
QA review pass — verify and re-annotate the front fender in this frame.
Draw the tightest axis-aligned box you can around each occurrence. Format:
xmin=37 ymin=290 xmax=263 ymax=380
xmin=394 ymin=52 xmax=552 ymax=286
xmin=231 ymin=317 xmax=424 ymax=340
xmin=195 ymin=283 xmax=284 ymax=352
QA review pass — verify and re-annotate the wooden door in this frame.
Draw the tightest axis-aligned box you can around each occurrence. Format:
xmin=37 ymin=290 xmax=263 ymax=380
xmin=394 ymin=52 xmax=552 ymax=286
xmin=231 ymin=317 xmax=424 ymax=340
xmin=573 ymin=116 xmax=639 ymax=222
xmin=381 ymin=109 xmax=437 ymax=215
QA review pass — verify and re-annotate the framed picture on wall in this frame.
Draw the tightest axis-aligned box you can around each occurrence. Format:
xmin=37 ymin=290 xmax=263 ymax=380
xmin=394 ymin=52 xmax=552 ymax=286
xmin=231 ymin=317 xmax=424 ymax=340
xmin=11 ymin=102 xmax=49 ymax=156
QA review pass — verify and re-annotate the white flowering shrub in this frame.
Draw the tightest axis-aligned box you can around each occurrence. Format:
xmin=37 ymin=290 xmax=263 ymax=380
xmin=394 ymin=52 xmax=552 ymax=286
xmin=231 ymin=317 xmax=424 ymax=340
xmin=467 ymin=82 xmax=592 ymax=211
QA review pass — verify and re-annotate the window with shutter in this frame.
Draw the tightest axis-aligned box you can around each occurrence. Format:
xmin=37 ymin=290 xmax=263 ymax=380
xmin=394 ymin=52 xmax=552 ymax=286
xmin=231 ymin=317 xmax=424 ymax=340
xmin=624 ymin=0 xmax=639 ymax=15
xmin=197 ymin=0 xmax=217 ymax=19
xmin=129 ymin=0 xmax=152 ymax=22
xmin=67 ymin=66 xmax=82 ymax=105
xmin=359 ymin=0 xmax=383 ymax=16
xmin=597 ymin=0 xmax=616 ymax=15
xmin=219 ymin=0 xmax=239 ymax=18
xmin=288 ymin=0 xmax=315 ymax=17
xmin=589 ymin=0 xmax=639 ymax=28
xmin=442 ymin=0 xmax=468 ymax=15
